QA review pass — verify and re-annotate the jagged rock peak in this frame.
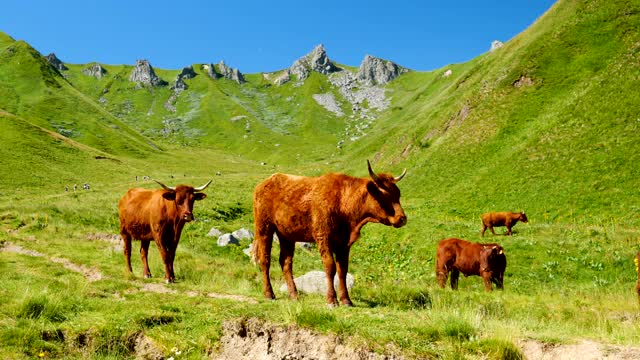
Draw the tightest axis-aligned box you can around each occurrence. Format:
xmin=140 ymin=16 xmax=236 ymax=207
xmin=490 ymin=40 xmax=504 ymax=52
xmin=129 ymin=59 xmax=167 ymax=87
xmin=171 ymin=65 xmax=197 ymax=91
xmin=82 ymin=63 xmax=107 ymax=79
xmin=217 ymin=61 xmax=245 ymax=84
xmin=290 ymin=44 xmax=339 ymax=82
xmin=202 ymin=63 xmax=220 ymax=79
xmin=356 ymin=55 xmax=408 ymax=86
xmin=45 ymin=53 xmax=68 ymax=71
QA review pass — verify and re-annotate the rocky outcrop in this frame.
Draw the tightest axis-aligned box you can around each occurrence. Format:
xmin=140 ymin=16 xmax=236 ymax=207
xmin=203 ymin=63 xmax=220 ymax=79
xmin=171 ymin=65 xmax=197 ymax=91
xmin=289 ymin=44 xmax=339 ymax=82
xmin=356 ymin=55 xmax=408 ymax=86
xmin=217 ymin=61 xmax=245 ymax=84
xmin=129 ymin=59 xmax=167 ymax=87
xmin=45 ymin=53 xmax=67 ymax=71
xmin=490 ymin=40 xmax=504 ymax=52
xmin=82 ymin=63 xmax=107 ymax=79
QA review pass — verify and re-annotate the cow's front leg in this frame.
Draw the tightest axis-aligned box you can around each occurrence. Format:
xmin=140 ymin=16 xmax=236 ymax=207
xmin=450 ymin=268 xmax=460 ymax=290
xmin=481 ymin=272 xmax=493 ymax=291
xmin=335 ymin=246 xmax=352 ymax=306
xmin=154 ymin=236 xmax=174 ymax=284
xmin=121 ymin=233 xmax=133 ymax=274
xmin=318 ymin=242 xmax=338 ymax=306
xmin=279 ymin=238 xmax=298 ymax=300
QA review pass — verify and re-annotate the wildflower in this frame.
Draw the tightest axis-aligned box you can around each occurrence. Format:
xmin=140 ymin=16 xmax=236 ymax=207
xmin=38 ymin=352 xmax=45 ymax=358
xmin=171 ymin=347 xmax=178 ymax=353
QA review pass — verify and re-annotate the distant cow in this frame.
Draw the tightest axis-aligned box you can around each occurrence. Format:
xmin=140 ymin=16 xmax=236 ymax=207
xmin=436 ymin=238 xmax=506 ymax=291
xmin=118 ymin=179 xmax=211 ymax=283
xmin=481 ymin=211 xmax=528 ymax=236
xmin=253 ymin=160 xmax=407 ymax=306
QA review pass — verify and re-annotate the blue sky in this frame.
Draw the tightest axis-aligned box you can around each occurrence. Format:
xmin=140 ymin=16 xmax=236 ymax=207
xmin=1 ymin=0 xmax=556 ymax=73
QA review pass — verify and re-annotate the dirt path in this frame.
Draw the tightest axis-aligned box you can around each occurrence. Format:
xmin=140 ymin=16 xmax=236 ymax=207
xmin=520 ymin=339 xmax=640 ymax=360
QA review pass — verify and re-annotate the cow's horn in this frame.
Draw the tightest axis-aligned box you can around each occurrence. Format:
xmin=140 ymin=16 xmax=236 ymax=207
xmin=367 ymin=160 xmax=381 ymax=183
xmin=153 ymin=179 xmax=175 ymax=191
xmin=194 ymin=179 xmax=213 ymax=192
xmin=394 ymin=168 xmax=407 ymax=182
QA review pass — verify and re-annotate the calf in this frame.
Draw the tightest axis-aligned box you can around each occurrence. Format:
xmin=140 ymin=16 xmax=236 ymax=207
xmin=118 ymin=179 xmax=211 ymax=283
xmin=436 ymin=238 xmax=506 ymax=291
xmin=481 ymin=211 xmax=528 ymax=236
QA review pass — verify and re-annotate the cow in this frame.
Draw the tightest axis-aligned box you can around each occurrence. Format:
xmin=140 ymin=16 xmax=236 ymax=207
xmin=481 ymin=211 xmax=528 ymax=236
xmin=252 ymin=160 xmax=407 ymax=306
xmin=118 ymin=179 xmax=211 ymax=283
xmin=636 ymin=251 xmax=640 ymax=300
xmin=436 ymin=238 xmax=506 ymax=291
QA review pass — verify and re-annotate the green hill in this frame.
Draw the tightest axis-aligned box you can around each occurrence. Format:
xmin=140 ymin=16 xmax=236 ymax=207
xmin=1 ymin=0 xmax=640 ymax=358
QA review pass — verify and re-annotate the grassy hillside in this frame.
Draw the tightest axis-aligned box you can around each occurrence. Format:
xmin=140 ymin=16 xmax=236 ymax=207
xmin=1 ymin=0 xmax=640 ymax=358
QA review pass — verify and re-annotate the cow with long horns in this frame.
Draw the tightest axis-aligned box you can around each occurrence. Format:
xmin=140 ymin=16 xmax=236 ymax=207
xmin=252 ymin=160 xmax=407 ymax=306
xmin=118 ymin=179 xmax=212 ymax=283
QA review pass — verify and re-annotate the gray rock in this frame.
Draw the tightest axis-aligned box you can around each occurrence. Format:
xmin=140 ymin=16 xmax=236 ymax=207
xmin=273 ymin=69 xmax=291 ymax=86
xmin=312 ymin=93 xmax=344 ymax=117
xmin=82 ymin=63 xmax=107 ymax=79
xmin=217 ymin=61 xmax=245 ymax=84
xmin=243 ymin=243 xmax=253 ymax=257
xmin=171 ymin=65 xmax=197 ymax=91
xmin=490 ymin=40 xmax=504 ymax=52
xmin=207 ymin=227 xmax=223 ymax=237
xmin=217 ymin=233 xmax=240 ymax=246
xmin=356 ymin=55 xmax=408 ymax=86
xmin=203 ymin=63 xmax=220 ymax=79
xmin=129 ymin=59 xmax=167 ymax=87
xmin=279 ymin=270 xmax=354 ymax=294
xmin=289 ymin=44 xmax=339 ymax=82
xmin=232 ymin=228 xmax=254 ymax=240
xmin=45 ymin=53 xmax=67 ymax=71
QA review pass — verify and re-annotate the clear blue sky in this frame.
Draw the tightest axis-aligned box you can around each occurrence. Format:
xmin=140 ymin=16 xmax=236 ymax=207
xmin=1 ymin=0 xmax=556 ymax=73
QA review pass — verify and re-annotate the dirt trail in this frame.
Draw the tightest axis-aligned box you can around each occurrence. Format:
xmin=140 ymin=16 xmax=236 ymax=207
xmin=520 ymin=339 xmax=640 ymax=360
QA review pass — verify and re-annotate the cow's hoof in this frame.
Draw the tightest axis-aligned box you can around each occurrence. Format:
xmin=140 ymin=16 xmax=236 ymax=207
xmin=165 ymin=278 xmax=175 ymax=284
xmin=341 ymin=301 xmax=353 ymax=307
xmin=326 ymin=302 xmax=338 ymax=309
xmin=144 ymin=274 xmax=152 ymax=279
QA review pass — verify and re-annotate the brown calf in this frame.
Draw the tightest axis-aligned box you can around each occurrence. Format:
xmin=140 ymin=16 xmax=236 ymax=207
xmin=252 ymin=160 xmax=407 ymax=306
xmin=481 ymin=211 xmax=528 ymax=236
xmin=118 ymin=179 xmax=211 ymax=283
xmin=436 ymin=238 xmax=506 ymax=291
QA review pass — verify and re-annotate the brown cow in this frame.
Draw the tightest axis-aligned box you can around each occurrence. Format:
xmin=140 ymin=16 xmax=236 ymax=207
xmin=436 ymin=238 xmax=506 ymax=291
xmin=481 ymin=211 xmax=528 ymax=236
xmin=636 ymin=251 xmax=640 ymax=300
xmin=118 ymin=179 xmax=211 ymax=283
xmin=252 ymin=160 xmax=407 ymax=306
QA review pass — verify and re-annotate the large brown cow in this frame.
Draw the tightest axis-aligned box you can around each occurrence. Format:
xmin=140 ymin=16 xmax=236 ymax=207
xmin=252 ymin=160 xmax=407 ymax=306
xmin=436 ymin=238 xmax=506 ymax=291
xmin=118 ymin=179 xmax=211 ymax=283
xmin=481 ymin=211 xmax=528 ymax=236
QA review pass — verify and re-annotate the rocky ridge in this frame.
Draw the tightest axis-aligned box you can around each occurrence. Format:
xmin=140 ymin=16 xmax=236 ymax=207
xmin=288 ymin=44 xmax=340 ymax=84
xmin=82 ymin=63 xmax=107 ymax=79
xmin=45 ymin=53 xmax=68 ymax=71
xmin=217 ymin=60 xmax=246 ymax=84
xmin=357 ymin=55 xmax=408 ymax=86
xmin=129 ymin=59 xmax=167 ymax=88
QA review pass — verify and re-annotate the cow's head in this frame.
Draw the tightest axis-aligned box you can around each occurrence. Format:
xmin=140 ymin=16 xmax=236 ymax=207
xmin=480 ymin=245 xmax=506 ymax=271
xmin=366 ymin=160 xmax=407 ymax=228
xmin=154 ymin=179 xmax=212 ymax=222
xmin=519 ymin=211 xmax=528 ymax=223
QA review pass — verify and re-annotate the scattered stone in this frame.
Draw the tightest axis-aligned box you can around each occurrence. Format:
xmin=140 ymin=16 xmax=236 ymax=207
xmin=312 ymin=93 xmax=344 ymax=117
xmin=278 ymin=270 xmax=354 ymax=294
xmin=218 ymin=233 xmax=240 ymax=246
xmin=45 ymin=53 xmax=68 ymax=71
xmin=289 ymin=44 xmax=339 ymax=82
xmin=232 ymin=228 xmax=254 ymax=240
xmin=82 ymin=63 xmax=107 ymax=79
xmin=217 ymin=61 xmax=246 ymax=84
xmin=356 ymin=54 xmax=408 ymax=86
xmin=129 ymin=59 xmax=167 ymax=87
xmin=513 ymin=75 xmax=534 ymax=87
xmin=207 ymin=227 xmax=223 ymax=237
xmin=490 ymin=40 xmax=504 ymax=52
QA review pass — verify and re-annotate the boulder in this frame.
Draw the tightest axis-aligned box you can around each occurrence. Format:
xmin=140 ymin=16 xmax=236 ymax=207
xmin=490 ymin=40 xmax=504 ymax=52
xmin=171 ymin=65 xmax=197 ymax=91
xmin=232 ymin=228 xmax=254 ymax=240
xmin=45 ymin=53 xmax=68 ymax=71
xmin=217 ymin=233 xmax=240 ymax=246
xmin=279 ymin=270 xmax=355 ymax=294
xmin=356 ymin=55 xmax=408 ymax=86
xmin=82 ymin=63 xmax=107 ymax=79
xmin=207 ymin=227 xmax=223 ymax=237
xmin=129 ymin=59 xmax=167 ymax=87
xmin=217 ymin=61 xmax=245 ymax=84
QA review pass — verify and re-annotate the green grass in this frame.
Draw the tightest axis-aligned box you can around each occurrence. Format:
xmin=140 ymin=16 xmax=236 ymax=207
xmin=1 ymin=0 xmax=640 ymax=358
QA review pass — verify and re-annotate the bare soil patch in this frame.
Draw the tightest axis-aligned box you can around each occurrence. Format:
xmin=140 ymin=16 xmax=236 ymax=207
xmin=520 ymin=339 xmax=640 ymax=360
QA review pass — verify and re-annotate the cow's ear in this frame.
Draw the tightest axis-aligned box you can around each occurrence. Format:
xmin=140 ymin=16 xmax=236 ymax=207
xmin=194 ymin=193 xmax=207 ymax=201
xmin=162 ymin=191 xmax=176 ymax=201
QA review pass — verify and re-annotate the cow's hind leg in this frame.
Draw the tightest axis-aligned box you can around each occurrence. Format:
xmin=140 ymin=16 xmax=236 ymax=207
xmin=255 ymin=223 xmax=276 ymax=299
xmin=121 ymin=232 xmax=133 ymax=275
xmin=278 ymin=236 xmax=298 ymax=300
xmin=450 ymin=268 xmax=460 ymax=290
xmin=436 ymin=261 xmax=448 ymax=288
xmin=140 ymin=240 xmax=152 ymax=278
xmin=317 ymin=238 xmax=338 ymax=306
xmin=335 ymin=246 xmax=352 ymax=306
xmin=481 ymin=224 xmax=487 ymax=237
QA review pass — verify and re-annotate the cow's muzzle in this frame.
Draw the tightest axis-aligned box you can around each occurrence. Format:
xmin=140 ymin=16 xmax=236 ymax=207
xmin=393 ymin=214 xmax=407 ymax=228
xmin=183 ymin=213 xmax=194 ymax=222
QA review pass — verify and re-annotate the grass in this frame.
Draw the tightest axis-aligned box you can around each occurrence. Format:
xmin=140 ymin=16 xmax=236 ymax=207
xmin=1 ymin=0 xmax=640 ymax=358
